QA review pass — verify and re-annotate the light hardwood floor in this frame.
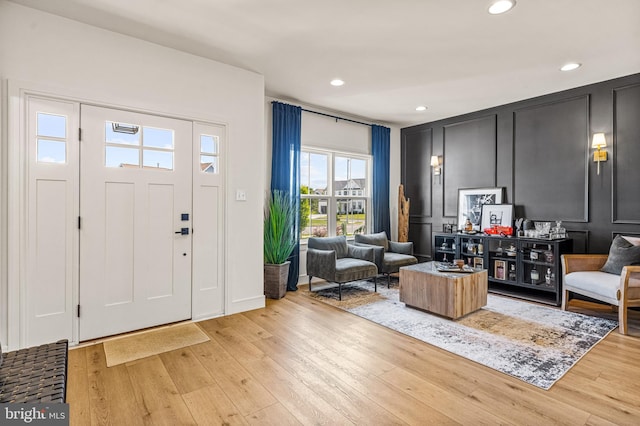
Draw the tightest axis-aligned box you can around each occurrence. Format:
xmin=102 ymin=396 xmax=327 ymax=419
xmin=68 ymin=287 xmax=640 ymax=425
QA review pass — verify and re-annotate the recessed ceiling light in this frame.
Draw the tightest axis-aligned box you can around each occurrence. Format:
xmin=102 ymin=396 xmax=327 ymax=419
xmin=416 ymin=106 xmax=427 ymax=111
xmin=560 ymin=63 xmax=581 ymax=71
xmin=488 ymin=0 xmax=516 ymax=14
xmin=330 ymin=79 xmax=345 ymax=86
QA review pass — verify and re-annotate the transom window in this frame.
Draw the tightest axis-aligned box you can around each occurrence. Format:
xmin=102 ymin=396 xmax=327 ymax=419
xmin=300 ymin=148 xmax=370 ymax=240
xmin=105 ymin=122 xmax=175 ymax=170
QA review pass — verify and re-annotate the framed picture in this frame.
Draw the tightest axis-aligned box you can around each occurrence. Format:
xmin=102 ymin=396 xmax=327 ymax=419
xmin=457 ymin=187 xmax=503 ymax=231
xmin=473 ymin=257 xmax=484 ymax=269
xmin=494 ymin=260 xmax=506 ymax=280
xmin=480 ymin=204 xmax=514 ymax=231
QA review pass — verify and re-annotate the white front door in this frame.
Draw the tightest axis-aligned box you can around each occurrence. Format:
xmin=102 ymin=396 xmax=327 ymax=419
xmin=79 ymin=105 xmax=193 ymax=340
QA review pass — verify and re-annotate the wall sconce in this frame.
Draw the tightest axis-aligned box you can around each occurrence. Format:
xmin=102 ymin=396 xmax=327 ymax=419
xmin=591 ymin=133 xmax=607 ymax=175
xmin=430 ymin=155 xmax=441 ymax=175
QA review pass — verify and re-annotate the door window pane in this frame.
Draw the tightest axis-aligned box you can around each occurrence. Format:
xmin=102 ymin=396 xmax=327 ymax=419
xmin=200 ymin=135 xmax=218 ymax=154
xmin=143 ymin=150 xmax=174 ymax=170
xmin=200 ymin=155 xmax=218 ymax=173
xmin=106 ymin=122 xmax=140 ymax=145
xmin=37 ymin=113 xmax=66 ymax=138
xmin=106 ymin=146 xmax=139 ymax=168
xmin=37 ymin=139 xmax=66 ymax=163
xmin=143 ymin=127 xmax=174 ymax=149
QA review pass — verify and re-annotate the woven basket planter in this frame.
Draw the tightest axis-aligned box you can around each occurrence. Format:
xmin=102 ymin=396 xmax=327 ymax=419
xmin=264 ymin=261 xmax=290 ymax=299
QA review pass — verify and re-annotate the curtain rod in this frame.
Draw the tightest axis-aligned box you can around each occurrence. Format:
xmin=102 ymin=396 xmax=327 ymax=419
xmin=301 ymin=108 xmax=372 ymax=127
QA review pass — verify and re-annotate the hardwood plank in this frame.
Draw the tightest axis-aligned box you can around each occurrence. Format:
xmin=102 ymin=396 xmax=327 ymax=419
xmin=67 ymin=347 xmax=90 ymax=426
xmin=189 ymin=340 xmax=277 ymax=417
xmin=197 ymin=314 xmax=272 ymax=343
xmin=84 ymin=344 xmax=146 ymax=426
xmin=126 ymin=356 xmax=197 ymax=425
xmin=378 ymin=366 xmax=506 ymax=425
xmin=242 ymin=356 xmax=355 ymax=425
xmin=245 ymin=403 xmax=302 ymax=426
xmin=182 ymin=384 xmax=248 ymax=425
xmin=306 ymin=348 xmax=458 ymax=424
xmin=252 ymin=335 xmax=407 ymax=425
xmin=160 ymin=347 xmax=215 ymax=394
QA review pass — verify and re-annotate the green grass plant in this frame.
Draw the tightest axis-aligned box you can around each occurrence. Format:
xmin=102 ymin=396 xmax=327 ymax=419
xmin=264 ymin=190 xmax=296 ymax=265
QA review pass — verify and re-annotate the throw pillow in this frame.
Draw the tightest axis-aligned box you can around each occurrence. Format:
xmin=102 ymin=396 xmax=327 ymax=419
xmin=601 ymin=235 xmax=640 ymax=275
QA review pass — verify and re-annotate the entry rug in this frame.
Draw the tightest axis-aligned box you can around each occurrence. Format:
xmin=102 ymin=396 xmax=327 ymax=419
xmin=103 ymin=323 xmax=209 ymax=367
xmin=306 ymin=280 xmax=618 ymax=390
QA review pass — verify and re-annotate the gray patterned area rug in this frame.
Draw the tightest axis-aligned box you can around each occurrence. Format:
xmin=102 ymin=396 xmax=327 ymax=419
xmin=306 ymin=280 xmax=618 ymax=390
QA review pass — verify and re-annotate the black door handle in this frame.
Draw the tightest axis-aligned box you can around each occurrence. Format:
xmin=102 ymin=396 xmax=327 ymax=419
xmin=175 ymin=228 xmax=189 ymax=235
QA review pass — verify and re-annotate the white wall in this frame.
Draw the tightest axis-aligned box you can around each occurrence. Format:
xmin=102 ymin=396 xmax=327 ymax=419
xmin=0 ymin=1 xmax=265 ymax=347
xmin=265 ymin=97 xmax=400 ymax=281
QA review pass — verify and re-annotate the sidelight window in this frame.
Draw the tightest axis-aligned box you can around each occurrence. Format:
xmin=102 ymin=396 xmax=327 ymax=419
xmin=36 ymin=113 xmax=67 ymax=163
xmin=200 ymin=134 xmax=219 ymax=174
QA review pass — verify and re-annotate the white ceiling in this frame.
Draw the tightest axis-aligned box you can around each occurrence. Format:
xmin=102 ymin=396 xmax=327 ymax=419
xmin=9 ymin=0 xmax=640 ymax=127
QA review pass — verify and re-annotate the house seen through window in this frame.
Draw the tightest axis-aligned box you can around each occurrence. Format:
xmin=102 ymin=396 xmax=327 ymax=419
xmin=300 ymin=148 xmax=370 ymax=240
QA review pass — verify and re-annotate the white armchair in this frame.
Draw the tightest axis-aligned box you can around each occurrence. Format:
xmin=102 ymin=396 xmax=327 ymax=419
xmin=561 ymin=235 xmax=640 ymax=335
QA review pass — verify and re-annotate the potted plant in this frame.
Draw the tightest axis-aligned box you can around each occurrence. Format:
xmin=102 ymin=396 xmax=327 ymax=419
xmin=264 ymin=190 xmax=296 ymax=299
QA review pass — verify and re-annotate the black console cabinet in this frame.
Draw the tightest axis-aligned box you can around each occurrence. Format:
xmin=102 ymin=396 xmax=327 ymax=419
xmin=433 ymin=233 xmax=573 ymax=306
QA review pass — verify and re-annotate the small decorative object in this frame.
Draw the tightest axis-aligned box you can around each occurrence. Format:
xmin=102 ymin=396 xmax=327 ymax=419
xmin=441 ymin=242 xmax=448 ymax=250
xmin=505 ymin=244 xmax=517 ymax=257
xmin=544 ymin=245 xmax=554 ymax=263
xmin=464 ymin=218 xmax=473 ymax=232
xmin=531 ymin=266 xmax=540 ymax=284
xmin=454 ymin=259 xmax=465 ymax=269
xmin=545 ymin=268 xmax=552 ymax=284
xmin=398 ymin=184 xmax=410 ymax=242
xmin=550 ymin=221 xmax=567 ymax=239
xmin=473 ymin=257 xmax=484 ymax=268
xmin=530 ymin=244 xmax=539 ymax=261
xmin=508 ymin=264 xmax=517 ymax=281
xmin=451 ymin=242 xmax=456 ymax=250
xmin=477 ymin=242 xmax=484 ymax=255
xmin=443 ymin=222 xmax=457 ymax=233
xmin=495 ymin=260 xmax=506 ymax=280
xmin=515 ymin=218 xmax=524 ymax=237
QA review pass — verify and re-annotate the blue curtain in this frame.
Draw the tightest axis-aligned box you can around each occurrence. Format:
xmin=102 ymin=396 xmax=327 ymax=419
xmin=372 ymin=124 xmax=391 ymax=238
xmin=271 ymin=101 xmax=302 ymax=291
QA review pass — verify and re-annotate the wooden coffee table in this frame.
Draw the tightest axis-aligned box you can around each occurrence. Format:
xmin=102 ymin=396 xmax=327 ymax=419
xmin=399 ymin=262 xmax=488 ymax=319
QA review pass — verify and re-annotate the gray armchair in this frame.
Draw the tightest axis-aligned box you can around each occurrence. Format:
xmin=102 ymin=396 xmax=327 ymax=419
xmin=307 ymin=236 xmax=378 ymax=300
xmin=354 ymin=231 xmax=418 ymax=287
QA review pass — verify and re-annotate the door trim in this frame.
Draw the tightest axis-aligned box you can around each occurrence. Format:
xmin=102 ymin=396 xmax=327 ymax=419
xmin=5 ymin=81 xmax=227 ymax=349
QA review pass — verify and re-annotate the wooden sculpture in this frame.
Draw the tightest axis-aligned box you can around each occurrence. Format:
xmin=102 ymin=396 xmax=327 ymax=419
xmin=398 ymin=184 xmax=410 ymax=242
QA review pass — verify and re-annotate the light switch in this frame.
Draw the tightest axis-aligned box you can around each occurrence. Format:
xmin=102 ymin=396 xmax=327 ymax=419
xmin=236 ymin=189 xmax=247 ymax=201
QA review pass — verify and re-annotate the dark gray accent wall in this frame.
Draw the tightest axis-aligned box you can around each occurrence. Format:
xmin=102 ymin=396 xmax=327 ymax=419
xmin=513 ymin=96 xmax=589 ymax=222
xmin=613 ymin=83 xmax=640 ymax=224
xmin=401 ymin=73 xmax=640 ymax=259
xmin=443 ymin=116 xmax=497 ymax=217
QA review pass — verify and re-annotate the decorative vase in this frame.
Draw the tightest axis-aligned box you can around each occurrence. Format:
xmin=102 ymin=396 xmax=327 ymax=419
xmin=264 ymin=261 xmax=290 ymax=299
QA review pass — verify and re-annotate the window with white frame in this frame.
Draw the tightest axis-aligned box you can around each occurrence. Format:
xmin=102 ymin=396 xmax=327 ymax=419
xmin=300 ymin=147 xmax=371 ymax=240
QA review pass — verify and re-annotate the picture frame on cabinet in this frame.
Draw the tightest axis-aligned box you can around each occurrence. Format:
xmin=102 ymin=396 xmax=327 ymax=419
xmin=480 ymin=204 xmax=514 ymax=231
xmin=473 ymin=257 xmax=484 ymax=269
xmin=457 ymin=187 xmax=503 ymax=231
